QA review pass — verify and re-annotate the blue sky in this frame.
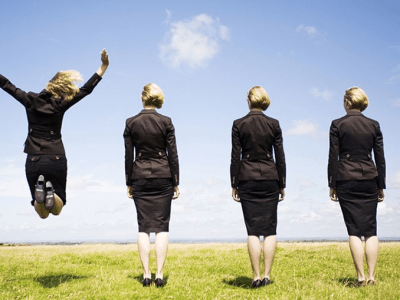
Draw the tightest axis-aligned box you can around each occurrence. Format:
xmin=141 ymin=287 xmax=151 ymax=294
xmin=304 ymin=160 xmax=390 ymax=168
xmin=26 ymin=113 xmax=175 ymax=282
xmin=0 ymin=0 xmax=399 ymax=242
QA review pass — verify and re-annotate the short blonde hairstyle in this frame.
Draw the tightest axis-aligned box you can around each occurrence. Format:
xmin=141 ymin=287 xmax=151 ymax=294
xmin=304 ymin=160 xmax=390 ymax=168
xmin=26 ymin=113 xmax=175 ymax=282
xmin=141 ymin=83 xmax=164 ymax=109
xmin=344 ymin=87 xmax=369 ymax=112
xmin=247 ymin=86 xmax=270 ymax=110
xmin=46 ymin=70 xmax=83 ymax=101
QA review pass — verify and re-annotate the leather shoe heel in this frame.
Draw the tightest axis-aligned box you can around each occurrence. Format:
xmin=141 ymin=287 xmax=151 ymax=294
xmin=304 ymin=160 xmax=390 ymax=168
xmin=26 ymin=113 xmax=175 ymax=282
xmin=251 ymin=279 xmax=262 ymax=288
xmin=45 ymin=181 xmax=55 ymax=211
xmin=142 ymin=278 xmax=152 ymax=287
xmin=261 ymin=277 xmax=271 ymax=286
xmin=155 ymin=278 xmax=164 ymax=287
xmin=34 ymin=175 xmax=46 ymax=204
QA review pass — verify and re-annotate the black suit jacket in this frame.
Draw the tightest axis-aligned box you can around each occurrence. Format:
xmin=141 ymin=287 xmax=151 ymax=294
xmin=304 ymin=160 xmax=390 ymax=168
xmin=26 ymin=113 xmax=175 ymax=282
xmin=328 ymin=111 xmax=386 ymax=189
xmin=230 ymin=111 xmax=286 ymax=189
xmin=124 ymin=109 xmax=179 ymax=187
xmin=0 ymin=73 xmax=102 ymax=155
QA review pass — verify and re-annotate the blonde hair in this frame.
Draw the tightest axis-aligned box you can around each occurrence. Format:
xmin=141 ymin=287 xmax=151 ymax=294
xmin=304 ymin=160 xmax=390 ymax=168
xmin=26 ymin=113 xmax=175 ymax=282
xmin=141 ymin=83 xmax=164 ymax=109
xmin=344 ymin=87 xmax=369 ymax=112
xmin=46 ymin=70 xmax=83 ymax=101
xmin=247 ymin=86 xmax=270 ymax=110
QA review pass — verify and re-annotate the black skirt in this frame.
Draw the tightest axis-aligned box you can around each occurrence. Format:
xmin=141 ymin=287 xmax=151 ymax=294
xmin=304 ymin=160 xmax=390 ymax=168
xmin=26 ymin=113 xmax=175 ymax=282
xmin=336 ymin=180 xmax=378 ymax=236
xmin=238 ymin=180 xmax=279 ymax=236
xmin=131 ymin=178 xmax=174 ymax=233
xmin=25 ymin=154 xmax=68 ymax=206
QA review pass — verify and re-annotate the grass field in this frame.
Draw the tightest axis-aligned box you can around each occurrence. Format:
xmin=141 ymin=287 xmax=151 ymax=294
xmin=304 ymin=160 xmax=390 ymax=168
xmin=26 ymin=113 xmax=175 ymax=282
xmin=0 ymin=242 xmax=399 ymax=299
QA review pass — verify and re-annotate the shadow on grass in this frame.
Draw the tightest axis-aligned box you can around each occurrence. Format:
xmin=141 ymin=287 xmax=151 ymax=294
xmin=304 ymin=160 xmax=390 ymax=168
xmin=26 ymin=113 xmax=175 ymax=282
xmin=337 ymin=277 xmax=359 ymax=288
xmin=223 ymin=276 xmax=273 ymax=289
xmin=128 ymin=273 xmax=169 ymax=286
xmin=34 ymin=274 xmax=88 ymax=288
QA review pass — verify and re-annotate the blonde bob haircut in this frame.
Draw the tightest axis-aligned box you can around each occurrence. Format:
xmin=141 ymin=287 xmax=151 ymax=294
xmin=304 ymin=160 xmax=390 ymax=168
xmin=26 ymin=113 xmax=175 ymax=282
xmin=46 ymin=70 xmax=83 ymax=101
xmin=247 ymin=86 xmax=270 ymax=111
xmin=141 ymin=83 xmax=164 ymax=109
xmin=344 ymin=86 xmax=369 ymax=112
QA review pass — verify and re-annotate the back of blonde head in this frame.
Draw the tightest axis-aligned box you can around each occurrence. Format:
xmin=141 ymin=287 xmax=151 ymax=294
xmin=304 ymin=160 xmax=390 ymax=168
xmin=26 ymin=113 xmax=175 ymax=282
xmin=344 ymin=87 xmax=369 ymax=112
xmin=247 ymin=86 xmax=270 ymax=110
xmin=46 ymin=70 xmax=83 ymax=101
xmin=141 ymin=83 xmax=164 ymax=109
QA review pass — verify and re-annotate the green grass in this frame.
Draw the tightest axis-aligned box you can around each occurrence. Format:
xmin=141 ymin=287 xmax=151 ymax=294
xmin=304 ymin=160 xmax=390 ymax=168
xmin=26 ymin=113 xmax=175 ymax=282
xmin=0 ymin=242 xmax=399 ymax=299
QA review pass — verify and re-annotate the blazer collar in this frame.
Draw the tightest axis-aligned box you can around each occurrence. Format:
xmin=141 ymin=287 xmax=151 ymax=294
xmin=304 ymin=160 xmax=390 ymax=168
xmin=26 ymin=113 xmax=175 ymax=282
xmin=247 ymin=110 xmax=264 ymax=116
xmin=140 ymin=109 xmax=158 ymax=114
xmin=346 ymin=110 xmax=363 ymax=116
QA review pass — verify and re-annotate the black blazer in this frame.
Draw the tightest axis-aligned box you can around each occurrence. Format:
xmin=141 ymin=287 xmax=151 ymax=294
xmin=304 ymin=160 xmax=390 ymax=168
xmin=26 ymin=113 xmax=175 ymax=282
xmin=230 ymin=111 xmax=286 ymax=189
xmin=124 ymin=109 xmax=179 ymax=187
xmin=0 ymin=73 xmax=102 ymax=155
xmin=328 ymin=111 xmax=386 ymax=189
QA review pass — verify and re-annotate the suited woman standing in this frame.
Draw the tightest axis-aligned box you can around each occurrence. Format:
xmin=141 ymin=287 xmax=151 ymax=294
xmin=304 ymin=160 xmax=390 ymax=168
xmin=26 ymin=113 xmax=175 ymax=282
xmin=0 ymin=49 xmax=109 ymax=219
xmin=230 ymin=86 xmax=286 ymax=288
xmin=328 ymin=87 xmax=385 ymax=286
xmin=124 ymin=83 xmax=180 ymax=287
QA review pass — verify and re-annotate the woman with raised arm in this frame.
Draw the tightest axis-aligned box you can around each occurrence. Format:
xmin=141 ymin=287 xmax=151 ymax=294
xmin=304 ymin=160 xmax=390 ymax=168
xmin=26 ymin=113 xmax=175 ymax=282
xmin=0 ymin=49 xmax=109 ymax=219
xmin=124 ymin=83 xmax=180 ymax=287
xmin=328 ymin=87 xmax=385 ymax=286
xmin=230 ymin=86 xmax=286 ymax=288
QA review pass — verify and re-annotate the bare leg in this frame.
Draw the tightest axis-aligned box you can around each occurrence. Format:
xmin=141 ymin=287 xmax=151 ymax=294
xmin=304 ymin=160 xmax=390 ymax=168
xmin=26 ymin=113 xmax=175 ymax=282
xmin=262 ymin=235 xmax=276 ymax=280
xmin=138 ymin=232 xmax=151 ymax=279
xmin=50 ymin=193 xmax=64 ymax=215
xmin=34 ymin=201 xmax=49 ymax=219
xmin=155 ymin=232 xmax=168 ymax=279
xmin=247 ymin=235 xmax=261 ymax=281
xmin=349 ymin=236 xmax=365 ymax=282
xmin=365 ymin=236 xmax=379 ymax=282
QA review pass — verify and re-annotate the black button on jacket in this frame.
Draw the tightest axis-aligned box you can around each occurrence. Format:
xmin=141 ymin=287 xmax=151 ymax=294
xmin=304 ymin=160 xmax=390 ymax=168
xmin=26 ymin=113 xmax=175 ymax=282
xmin=124 ymin=110 xmax=179 ymax=187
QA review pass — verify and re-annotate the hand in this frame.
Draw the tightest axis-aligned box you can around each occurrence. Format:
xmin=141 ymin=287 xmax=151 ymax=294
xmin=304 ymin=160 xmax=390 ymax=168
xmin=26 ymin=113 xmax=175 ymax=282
xmin=100 ymin=49 xmax=109 ymax=66
xmin=127 ymin=186 xmax=133 ymax=199
xmin=172 ymin=186 xmax=180 ymax=199
xmin=96 ymin=49 xmax=109 ymax=77
xmin=279 ymin=188 xmax=285 ymax=202
xmin=330 ymin=188 xmax=338 ymax=202
xmin=378 ymin=189 xmax=384 ymax=202
xmin=232 ymin=188 xmax=240 ymax=202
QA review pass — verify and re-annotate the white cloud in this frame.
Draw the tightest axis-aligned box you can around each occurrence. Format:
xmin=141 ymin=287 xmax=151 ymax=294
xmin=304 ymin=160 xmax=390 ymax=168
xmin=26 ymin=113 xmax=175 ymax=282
xmin=296 ymin=24 xmax=318 ymax=37
xmin=164 ymin=9 xmax=171 ymax=24
xmin=159 ymin=13 xmax=230 ymax=68
xmin=393 ymin=99 xmax=400 ymax=107
xmin=389 ymin=171 xmax=400 ymax=188
xmin=377 ymin=202 xmax=394 ymax=216
xmin=310 ymin=87 xmax=332 ymax=101
xmin=285 ymin=119 xmax=320 ymax=137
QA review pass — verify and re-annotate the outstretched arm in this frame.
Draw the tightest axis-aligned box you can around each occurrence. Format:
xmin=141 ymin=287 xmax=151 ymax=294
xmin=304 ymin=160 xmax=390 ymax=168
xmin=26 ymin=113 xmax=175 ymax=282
xmin=96 ymin=49 xmax=109 ymax=77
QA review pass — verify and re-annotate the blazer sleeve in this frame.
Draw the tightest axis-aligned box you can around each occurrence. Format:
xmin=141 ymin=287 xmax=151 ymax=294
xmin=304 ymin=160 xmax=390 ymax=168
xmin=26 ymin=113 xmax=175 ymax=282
xmin=373 ymin=124 xmax=386 ymax=189
xmin=230 ymin=122 xmax=241 ymax=188
xmin=0 ymin=74 xmax=29 ymax=106
xmin=123 ymin=123 xmax=134 ymax=186
xmin=64 ymin=73 xmax=102 ymax=110
xmin=166 ymin=119 xmax=179 ymax=186
xmin=274 ymin=121 xmax=286 ymax=189
xmin=328 ymin=121 xmax=339 ymax=188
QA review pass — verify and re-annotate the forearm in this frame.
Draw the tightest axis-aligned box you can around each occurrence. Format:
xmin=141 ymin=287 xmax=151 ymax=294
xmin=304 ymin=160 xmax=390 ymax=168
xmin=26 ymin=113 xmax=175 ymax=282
xmin=96 ymin=64 xmax=108 ymax=77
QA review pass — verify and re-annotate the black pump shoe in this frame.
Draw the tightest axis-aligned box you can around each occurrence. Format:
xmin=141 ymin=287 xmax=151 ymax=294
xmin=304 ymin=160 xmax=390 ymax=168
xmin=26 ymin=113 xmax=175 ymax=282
xmin=155 ymin=278 xmax=164 ymax=287
xmin=251 ymin=279 xmax=262 ymax=288
xmin=142 ymin=278 xmax=152 ymax=287
xmin=44 ymin=181 xmax=54 ymax=211
xmin=34 ymin=175 xmax=46 ymax=203
xmin=261 ymin=277 xmax=271 ymax=286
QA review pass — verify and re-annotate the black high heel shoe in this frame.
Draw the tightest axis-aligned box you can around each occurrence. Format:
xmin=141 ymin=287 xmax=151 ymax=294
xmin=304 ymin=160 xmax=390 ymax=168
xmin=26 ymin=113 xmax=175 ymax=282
xmin=45 ymin=181 xmax=54 ymax=211
xmin=251 ymin=279 xmax=262 ymax=288
xmin=261 ymin=277 xmax=271 ymax=286
xmin=142 ymin=278 xmax=152 ymax=287
xmin=34 ymin=175 xmax=45 ymax=203
xmin=155 ymin=278 xmax=164 ymax=287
